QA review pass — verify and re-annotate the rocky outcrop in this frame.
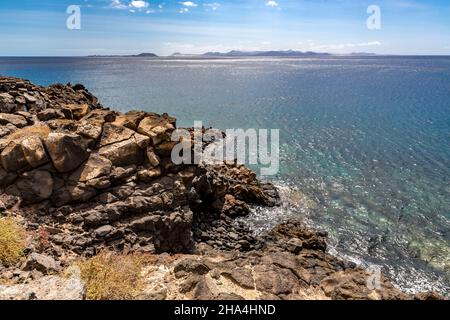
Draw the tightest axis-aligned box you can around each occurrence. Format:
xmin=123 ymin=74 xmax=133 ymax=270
xmin=0 ymin=77 xmax=101 ymax=116
xmin=135 ymin=222 xmax=444 ymax=301
xmin=0 ymin=276 xmax=85 ymax=300
xmin=0 ymin=77 xmax=444 ymax=301
xmin=0 ymin=76 xmax=279 ymax=257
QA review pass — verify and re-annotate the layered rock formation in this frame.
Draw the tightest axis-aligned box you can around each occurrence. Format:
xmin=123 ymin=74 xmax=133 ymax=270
xmin=0 ymin=77 xmax=278 ymax=256
xmin=0 ymin=76 xmax=444 ymax=300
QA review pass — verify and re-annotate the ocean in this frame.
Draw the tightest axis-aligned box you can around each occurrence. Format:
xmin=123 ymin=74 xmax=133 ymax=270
xmin=0 ymin=56 xmax=449 ymax=294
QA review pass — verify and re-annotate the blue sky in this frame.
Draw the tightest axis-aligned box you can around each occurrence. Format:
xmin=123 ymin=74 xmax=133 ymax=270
xmin=0 ymin=0 xmax=449 ymax=56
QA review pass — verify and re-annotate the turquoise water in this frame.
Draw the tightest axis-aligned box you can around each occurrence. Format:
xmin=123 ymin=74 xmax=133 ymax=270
xmin=1 ymin=56 xmax=449 ymax=294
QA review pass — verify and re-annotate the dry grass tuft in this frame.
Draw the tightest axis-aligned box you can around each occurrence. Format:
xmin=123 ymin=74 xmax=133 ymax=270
xmin=0 ymin=217 xmax=25 ymax=266
xmin=77 ymin=251 xmax=150 ymax=300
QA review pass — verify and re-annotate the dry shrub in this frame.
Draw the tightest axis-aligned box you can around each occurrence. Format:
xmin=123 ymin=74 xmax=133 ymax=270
xmin=78 ymin=251 xmax=150 ymax=300
xmin=0 ymin=217 xmax=25 ymax=266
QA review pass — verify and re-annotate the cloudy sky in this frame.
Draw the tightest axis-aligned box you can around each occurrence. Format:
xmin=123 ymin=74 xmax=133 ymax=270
xmin=0 ymin=0 xmax=449 ymax=56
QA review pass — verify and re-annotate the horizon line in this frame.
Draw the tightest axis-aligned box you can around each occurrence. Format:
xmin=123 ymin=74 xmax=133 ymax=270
xmin=2 ymin=53 xmax=450 ymax=58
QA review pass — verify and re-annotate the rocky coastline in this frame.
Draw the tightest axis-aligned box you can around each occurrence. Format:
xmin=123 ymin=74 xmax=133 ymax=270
xmin=0 ymin=76 xmax=444 ymax=300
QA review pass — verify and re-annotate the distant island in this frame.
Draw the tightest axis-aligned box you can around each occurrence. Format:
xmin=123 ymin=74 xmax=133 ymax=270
xmin=202 ymin=50 xmax=331 ymax=57
xmin=86 ymin=50 xmax=378 ymax=58
xmin=87 ymin=52 xmax=158 ymax=58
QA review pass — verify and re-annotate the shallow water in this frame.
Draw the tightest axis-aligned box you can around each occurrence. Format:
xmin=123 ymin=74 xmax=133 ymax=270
xmin=1 ymin=56 xmax=449 ymax=294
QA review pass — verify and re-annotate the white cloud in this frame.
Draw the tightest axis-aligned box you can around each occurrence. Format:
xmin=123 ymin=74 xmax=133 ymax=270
xmin=266 ymin=1 xmax=279 ymax=8
xmin=130 ymin=1 xmax=149 ymax=9
xmin=110 ymin=0 xmax=150 ymax=12
xmin=110 ymin=0 xmax=127 ymax=9
xmin=180 ymin=1 xmax=198 ymax=7
xmin=308 ymin=41 xmax=382 ymax=51
xmin=203 ymin=2 xmax=220 ymax=11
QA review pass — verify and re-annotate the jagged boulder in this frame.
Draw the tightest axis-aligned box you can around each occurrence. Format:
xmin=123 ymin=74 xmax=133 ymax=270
xmin=82 ymin=109 xmax=116 ymax=123
xmin=69 ymin=154 xmax=112 ymax=183
xmin=20 ymin=136 xmax=50 ymax=168
xmin=76 ymin=120 xmax=103 ymax=140
xmin=99 ymin=123 xmax=135 ymax=147
xmin=5 ymin=169 xmax=53 ymax=204
xmin=0 ymin=135 xmax=50 ymax=172
xmin=112 ymin=111 xmax=147 ymax=131
xmin=61 ymin=103 xmax=90 ymax=120
xmin=0 ymin=93 xmax=16 ymax=113
xmin=23 ymin=253 xmax=62 ymax=273
xmin=1 ymin=140 xmax=30 ymax=172
xmin=44 ymin=132 xmax=90 ymax=173
xmin=192 ymin=162 xmax=279 ymax=217
xmin=37 ymin=108 xmax=66 ymax=121
xmin=137 ymin=113 xmax=175 ymax=145
xmin=0 ymin=113 xmax=27 ymax=128
xmin=98 ymin=138 xmax=144 ymax=167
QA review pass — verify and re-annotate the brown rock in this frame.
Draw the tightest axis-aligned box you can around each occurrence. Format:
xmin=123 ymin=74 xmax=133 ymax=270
xmin=221 ymin=194 xmax=249 ymax=217
xmin=99 ymin=123 xmax=135 ymax=147
xmin=69 ymin=154 xmax=112 ymax=183
xmin=286 ymin=238 xmax=303 ymax=254
xmin=137 ymin=167 xmax=162 ymax=183
xmin=1 ymin=140 xmax=30 ymax=172
xmin=223 ymin=267 xmax=255 ymax=289
xmin=98 ymin=138 xmax=143 ymax=167
xmin=44 ymin=132 xmax=90 ymax=173
xmin=63 ymin=104 xmax=90 ymax=120
xmin=215 ymin=293 xmax=245 ymax=300
xmin=20 ymin=136 xmax=50 ymax=168
xmin=320 ymin=270 xmax=409 ymax=300
xmin=0 ymin=113 xmax=27 ymax=128
xmin=0 ymin=166 xmax=17 ymax=187
xmin=94 ymin=225 xmax=114 ymax=237
xmin=137 ymin=114 xmax=175 ymax=145
xmin=15 ymin=95 xmax=26 ymax=105
xmin=133 ymin=132 xmax=151 ymax=149
xmin=6 ymin=170 xmax=53 ymax=204
xmin=154 ymin=141 xmax=177 ymax=157
xmin=37 ymin=108 xmax=66 ymax=121
xmin=22 ymin=92 xmax=37 ymax=103
xmin=82 ymin=109 xmax=116 ymax=123
xmin=174 ymin=258 xmax=210 ymax=278
xmin=112 ymin=111 xmax=146 ymax=130
xmin=193 ymin=278 xmax=214 ymax=300
xmin=76 ymin=120 xmax=103 ymax=140
xmin=23 ymin=253 xmax=62 ymax=273
xmin=414 ymin=292 xmax=446 ymax=300
xmin=146 ymin=147 xmax=161 ymax=167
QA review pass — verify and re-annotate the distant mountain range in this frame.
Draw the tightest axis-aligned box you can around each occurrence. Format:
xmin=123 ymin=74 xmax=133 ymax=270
xmin=87 ymin=51 xmax=377 ymax=58
xmin=201 ymin=50 xmax=331 ymax=57
xmin=88 ymin=53 xmax=158 ymax=58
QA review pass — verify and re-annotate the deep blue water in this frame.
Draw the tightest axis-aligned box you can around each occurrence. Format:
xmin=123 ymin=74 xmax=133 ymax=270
xmin=1 ymin=56 xmax=449 ymax=294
